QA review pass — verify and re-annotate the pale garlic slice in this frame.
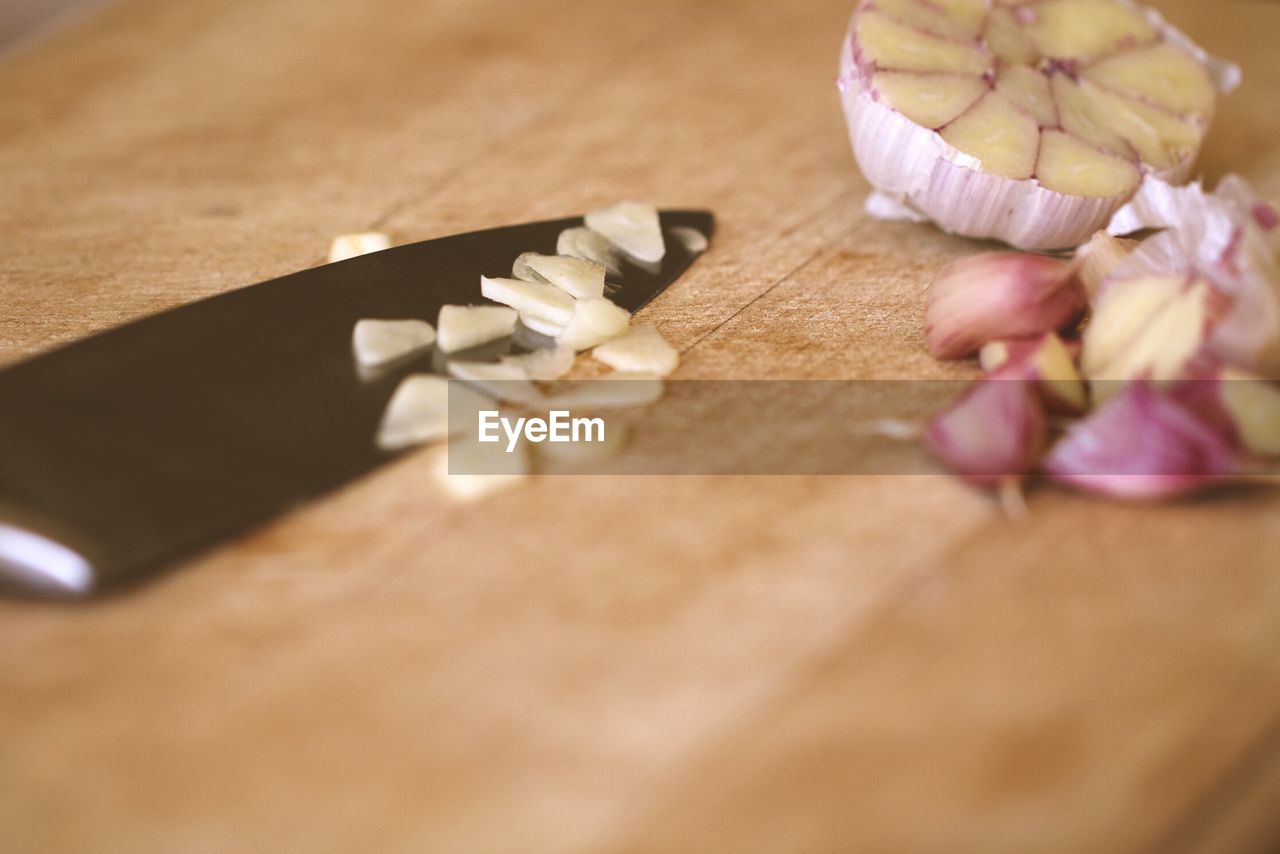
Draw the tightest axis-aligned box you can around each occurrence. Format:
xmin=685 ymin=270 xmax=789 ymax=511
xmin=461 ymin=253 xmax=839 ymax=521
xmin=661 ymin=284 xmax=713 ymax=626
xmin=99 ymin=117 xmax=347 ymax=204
xmin=585 ymin=201 xmax=665 ymax=263
xmin=839 ymin=0 xmax=1239 ymax=249
xmin=671 ymin=226 xmax=709 ymax=254
xmin=328 ymin=232 xmax=391 ymax=263
xmin=480 ymin=276 xmax=576 ymax=326
xmin=352 ymin=319 xmax=435 ymax=367
xmin=513 ymin=253 xmax=606 ymax=300
xmin=501 ymin=344 xmax=576 ymax=381
xmin=445 ymin=360 xmax=544 ymax=405
xmin=518 ymin=311 xmax=566 ymax=338
xmin=427 ymin=434 xmax=528 ymax=502
xmin=436 ymin=304 xmax=517 ymax=354
xmin=556 ymin=297 xmax=631 ymax=352
xmin=557 ymin=227 xmax=625 ymax=278
xmin=376 ymin=374 xmax=451 ymax=451
xmin=591 ymin=323 xmax=679 ymax=376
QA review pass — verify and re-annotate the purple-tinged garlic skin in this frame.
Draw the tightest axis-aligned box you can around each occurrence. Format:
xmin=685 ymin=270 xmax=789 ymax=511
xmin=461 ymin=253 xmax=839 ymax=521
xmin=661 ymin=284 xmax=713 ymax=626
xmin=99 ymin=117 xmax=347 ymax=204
xmin=924 ymin=378 xmax=1047 ymax=486
xmin=925 ymin=253 xmax=1087 ymax=359
xmin=1044 ymin=381 xmax=1238 ymax=499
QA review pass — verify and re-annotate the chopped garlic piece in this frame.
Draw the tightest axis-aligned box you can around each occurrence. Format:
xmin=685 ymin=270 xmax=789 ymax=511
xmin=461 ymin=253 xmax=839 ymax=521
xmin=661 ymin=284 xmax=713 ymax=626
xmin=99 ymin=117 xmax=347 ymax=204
xmin=519 ymin=312 xmax=565 ymax=338
xmin=512 ymin=252 xmax=547 ymax=284
xmin=585 ymin=201 xmax=665 ymax=263
xmin=376 ymin=374 xmax=451 ymax=451
xmin=352 ymin=319 xmax=436 ymax=367
xmin=542 ymin=373 xmax=663 ymax=409
xmin=481 ymin=276 xmax=576 ymax=325
xmin=518 ymin=253 xmax=606 ymax=300
xmin=557 ymin=227 xmax=624 ymax=278
xmin=502 ymin=344 xmax=575 ymax=381
xmin=1082 ymin=275 xmax=1213 ymax=393
xmin=591 ymin=323 xmax=679 ymax=376
xmin=329 ymin=232 xmax=391 ymax=263
xmin=670 ymin=226 xmax=709 ymax=254
xmin=428 ymin=436 xmax=527 ymax=502
xmin=436 ymin=304 xmax=517 ymax=353
xmin=557 ymin=297 xmax=631 ymax=352
xmin=446 ymin=360 xmax=543 ymax=405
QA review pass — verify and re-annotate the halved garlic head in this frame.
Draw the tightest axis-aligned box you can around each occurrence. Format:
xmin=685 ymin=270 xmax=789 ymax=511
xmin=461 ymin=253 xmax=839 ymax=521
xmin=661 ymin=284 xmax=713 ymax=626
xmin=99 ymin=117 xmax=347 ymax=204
xmin=840 ymin=0 xmax=1236 ymax=249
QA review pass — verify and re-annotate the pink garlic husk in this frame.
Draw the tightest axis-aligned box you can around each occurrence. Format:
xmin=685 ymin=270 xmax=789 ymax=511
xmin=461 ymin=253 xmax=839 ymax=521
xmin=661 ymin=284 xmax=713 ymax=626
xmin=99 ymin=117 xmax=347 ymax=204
xmin=837 ymin=8 xmax=1239 ymax=252
xmin=1107 ymin=175 xmax=1280 ymax=375
xmin=925 ymin=378 xmax=1047 ymax=486
xmin=1044 ymin=381 xmax=1239 ymax=499
xmin=925 ymin=253 xmax=1087 ymax=359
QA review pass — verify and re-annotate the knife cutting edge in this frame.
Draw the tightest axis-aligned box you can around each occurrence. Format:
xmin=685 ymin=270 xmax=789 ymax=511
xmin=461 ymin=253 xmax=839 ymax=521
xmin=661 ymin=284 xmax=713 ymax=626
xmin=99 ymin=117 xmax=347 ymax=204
xmin=0 ymin=210 xmax=714 ymax=599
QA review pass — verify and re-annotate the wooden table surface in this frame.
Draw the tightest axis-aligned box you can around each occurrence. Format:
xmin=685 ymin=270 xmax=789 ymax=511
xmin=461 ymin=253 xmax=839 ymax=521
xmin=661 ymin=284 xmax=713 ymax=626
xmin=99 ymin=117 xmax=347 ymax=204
xmin=2 ymin=0 xmax=1279 ymax=851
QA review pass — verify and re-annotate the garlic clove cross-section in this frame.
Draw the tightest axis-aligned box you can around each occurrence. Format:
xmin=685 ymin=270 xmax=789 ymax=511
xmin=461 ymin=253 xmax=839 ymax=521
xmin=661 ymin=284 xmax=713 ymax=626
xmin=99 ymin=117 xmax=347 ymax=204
xmin=839 ymin=0 xmax=1238 ymax=250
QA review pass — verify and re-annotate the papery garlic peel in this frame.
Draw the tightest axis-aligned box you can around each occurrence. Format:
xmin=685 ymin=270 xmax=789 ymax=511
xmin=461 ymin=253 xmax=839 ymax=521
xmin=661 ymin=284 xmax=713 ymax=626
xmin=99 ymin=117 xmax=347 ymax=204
xmin=839 ymin=0 xmax=1238 ymax=250
xmin=1044 ymin=380 xmax=1238 ymax=498
xmin=925 ymin=252 xmax=1086 ymax=358
xmin=1107 ymin=175 xmax=1280 ymax=375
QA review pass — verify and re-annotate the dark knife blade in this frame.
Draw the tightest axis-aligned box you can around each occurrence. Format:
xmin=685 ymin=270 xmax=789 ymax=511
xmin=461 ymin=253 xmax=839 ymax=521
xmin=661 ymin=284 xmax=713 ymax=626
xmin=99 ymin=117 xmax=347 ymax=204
xmin=0 ymin=210 xmax=714 ymax=598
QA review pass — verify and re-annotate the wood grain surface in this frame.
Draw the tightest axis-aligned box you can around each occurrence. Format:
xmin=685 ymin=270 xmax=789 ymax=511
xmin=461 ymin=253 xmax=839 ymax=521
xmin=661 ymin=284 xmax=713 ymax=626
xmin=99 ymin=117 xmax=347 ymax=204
xmin=2 ymin=0 xmax=1279 ymax=851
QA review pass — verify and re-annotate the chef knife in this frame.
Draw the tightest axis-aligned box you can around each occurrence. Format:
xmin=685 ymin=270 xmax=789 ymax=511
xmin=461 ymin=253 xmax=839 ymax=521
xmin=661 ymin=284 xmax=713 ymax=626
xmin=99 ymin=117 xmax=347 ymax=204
xmin=0 ymin=210 xmax=714 ymax=598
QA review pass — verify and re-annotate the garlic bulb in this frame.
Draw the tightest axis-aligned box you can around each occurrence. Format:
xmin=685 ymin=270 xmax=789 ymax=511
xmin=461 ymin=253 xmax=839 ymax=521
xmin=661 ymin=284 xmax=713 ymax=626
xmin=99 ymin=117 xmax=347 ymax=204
xmin=838 ymin=0 xmax=1239 ymax=250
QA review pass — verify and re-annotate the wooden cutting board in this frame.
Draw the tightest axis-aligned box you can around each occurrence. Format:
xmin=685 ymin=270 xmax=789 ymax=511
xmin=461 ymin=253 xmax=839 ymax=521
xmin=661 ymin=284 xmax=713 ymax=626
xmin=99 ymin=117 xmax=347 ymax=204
xmin=2 ymin=0 xmax=1278 ymax=850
